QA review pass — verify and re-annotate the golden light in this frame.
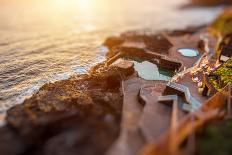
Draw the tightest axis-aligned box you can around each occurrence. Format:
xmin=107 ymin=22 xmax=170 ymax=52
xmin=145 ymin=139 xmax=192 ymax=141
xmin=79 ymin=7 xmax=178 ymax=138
xmin=77 ymin=0 xmax=92 ymax=11
xmin=50 ymin=0 xmax=94 ymax=13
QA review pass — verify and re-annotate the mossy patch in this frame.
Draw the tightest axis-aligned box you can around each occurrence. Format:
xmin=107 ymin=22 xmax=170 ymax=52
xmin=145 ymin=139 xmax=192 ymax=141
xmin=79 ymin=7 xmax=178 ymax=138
xmin=209 ymin=58 xmax=232 ymax=90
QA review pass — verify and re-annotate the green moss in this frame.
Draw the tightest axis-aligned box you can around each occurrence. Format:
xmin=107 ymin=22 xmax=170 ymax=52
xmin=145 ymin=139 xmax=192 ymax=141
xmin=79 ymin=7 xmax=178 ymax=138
xmin=209 ymin=76 xmax=221 ymax=90
xmin=209 ymin=58 xmax=232 ymax=90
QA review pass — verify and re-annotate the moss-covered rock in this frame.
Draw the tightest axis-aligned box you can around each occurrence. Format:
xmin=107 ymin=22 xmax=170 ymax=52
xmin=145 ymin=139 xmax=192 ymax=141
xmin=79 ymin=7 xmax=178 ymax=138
xmin=208 ymin=58 xmax=232 ymax=90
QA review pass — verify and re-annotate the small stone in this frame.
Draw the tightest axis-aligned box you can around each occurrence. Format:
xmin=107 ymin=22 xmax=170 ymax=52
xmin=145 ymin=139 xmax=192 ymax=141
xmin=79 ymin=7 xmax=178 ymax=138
xmin=114 ymin=60 xmax=135 ymax=76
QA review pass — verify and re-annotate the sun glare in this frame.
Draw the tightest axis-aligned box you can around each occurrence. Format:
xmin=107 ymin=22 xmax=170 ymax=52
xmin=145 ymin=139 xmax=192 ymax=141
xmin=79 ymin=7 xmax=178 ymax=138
xmin=52 ymin=0 xmax=93 ymax=12
xmin=77 ymin=0 xmax=91 ymax=11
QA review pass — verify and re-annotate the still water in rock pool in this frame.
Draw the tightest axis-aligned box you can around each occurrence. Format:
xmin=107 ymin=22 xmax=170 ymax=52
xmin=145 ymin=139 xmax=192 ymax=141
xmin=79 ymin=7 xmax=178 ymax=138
xmin=134 ymin=61 xmax=172 ymax=81
xmin=113 ymin=58 xmax=173 ymax=81
xmin=178 ymin=48 xmax=199 ymax=57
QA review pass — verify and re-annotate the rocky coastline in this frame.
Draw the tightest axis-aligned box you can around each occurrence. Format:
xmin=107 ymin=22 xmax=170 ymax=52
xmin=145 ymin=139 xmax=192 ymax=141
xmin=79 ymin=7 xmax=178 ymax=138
xmin=0 ymin=25 xmax=208 ymax=155
xmin=0 ymin=5 xmax=232 ymax=155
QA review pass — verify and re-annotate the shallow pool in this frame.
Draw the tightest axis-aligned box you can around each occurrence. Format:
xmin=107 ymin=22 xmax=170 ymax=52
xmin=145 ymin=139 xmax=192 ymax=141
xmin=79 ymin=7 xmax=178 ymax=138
xmin=113 ymin=58 xmax=173 ymax=81
xmin=178 ymin=48 xmax=199 ymax=57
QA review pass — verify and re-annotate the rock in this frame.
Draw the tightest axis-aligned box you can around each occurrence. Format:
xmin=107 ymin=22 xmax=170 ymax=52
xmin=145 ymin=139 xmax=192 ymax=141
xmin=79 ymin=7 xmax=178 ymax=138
xmin=0 ymin=126 xmax=26 ymax=155
xmin=143 ymin=34 xmax=173 ymax=54
xmin=198 ymin=39 xmax=206 ymax=52
xmin=103 ymin=37 xmax=124 ymax=49
xmin=113 ymin=60 xmax=135 ymax=76
xmin=104 ymin=33 xmax=173 ymax=59
xmin=166 ymin=25 xmax=205 ymax=36
xmin=1 ymin=65 xmax=124 ymax=155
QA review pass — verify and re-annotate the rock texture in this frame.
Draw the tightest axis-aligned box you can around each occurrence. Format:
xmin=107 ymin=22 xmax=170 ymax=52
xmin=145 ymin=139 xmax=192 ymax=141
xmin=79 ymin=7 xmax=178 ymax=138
xmin=105 ymin=32 xmax=173 ymax=59
xmin=0 ymin=64 xmax=135 ymax=155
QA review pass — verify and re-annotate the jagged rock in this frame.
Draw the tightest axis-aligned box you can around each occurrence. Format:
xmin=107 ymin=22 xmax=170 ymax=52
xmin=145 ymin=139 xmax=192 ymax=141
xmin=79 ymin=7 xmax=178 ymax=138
xmin=2 ymin=65 xmax=124 ymax=155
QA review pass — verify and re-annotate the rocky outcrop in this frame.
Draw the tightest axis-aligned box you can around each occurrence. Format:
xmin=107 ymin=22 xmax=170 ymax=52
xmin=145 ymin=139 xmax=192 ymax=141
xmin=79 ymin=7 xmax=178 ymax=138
xmin=105 ymin=33 xmax=173 ymax=59
xmin=0 ymin=64 xmax=136 ymax=155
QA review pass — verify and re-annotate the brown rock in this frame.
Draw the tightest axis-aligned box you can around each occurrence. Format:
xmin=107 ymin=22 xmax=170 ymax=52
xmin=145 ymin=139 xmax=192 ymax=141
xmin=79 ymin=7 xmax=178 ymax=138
xmin=1 ymin=65 xmax=124 ymax=155
xmin=0 ymin=126 xmax=26 ymax=155
xmin=113 ymin=60 xmax=135 ymax=76
xmin=103 ymin=37 xmax=124 ymax=49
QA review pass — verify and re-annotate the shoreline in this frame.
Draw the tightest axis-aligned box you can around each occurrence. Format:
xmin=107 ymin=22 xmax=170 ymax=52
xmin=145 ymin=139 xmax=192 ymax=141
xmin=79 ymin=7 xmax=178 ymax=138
xmin=0 ymin=25 xmax=213 ymax=154
xmin=0 ymin=5 xmax=231 ymax=155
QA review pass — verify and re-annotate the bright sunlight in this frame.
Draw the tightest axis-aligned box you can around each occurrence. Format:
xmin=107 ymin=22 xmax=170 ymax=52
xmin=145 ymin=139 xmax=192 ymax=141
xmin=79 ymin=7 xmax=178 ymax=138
xmin=52 ymin=0 xmax=95 ymax=12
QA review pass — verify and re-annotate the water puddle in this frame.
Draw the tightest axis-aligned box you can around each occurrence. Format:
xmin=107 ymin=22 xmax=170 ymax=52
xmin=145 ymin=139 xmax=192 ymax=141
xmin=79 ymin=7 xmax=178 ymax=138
xmin=178 ymin=48 xmax=199 ymax=57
